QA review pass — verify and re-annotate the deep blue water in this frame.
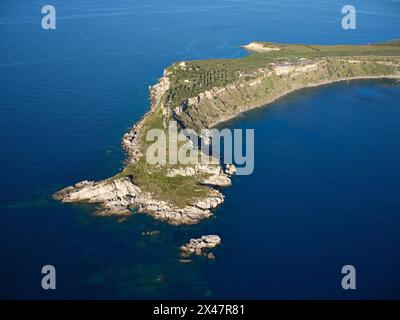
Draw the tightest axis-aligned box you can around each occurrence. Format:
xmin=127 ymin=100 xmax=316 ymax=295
xmin=0 ymin=0 xmax=400 ymax=299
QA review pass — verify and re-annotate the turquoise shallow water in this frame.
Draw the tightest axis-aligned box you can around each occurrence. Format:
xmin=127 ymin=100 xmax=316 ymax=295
xmin=0 ymin=0 xmax=400 ymax=299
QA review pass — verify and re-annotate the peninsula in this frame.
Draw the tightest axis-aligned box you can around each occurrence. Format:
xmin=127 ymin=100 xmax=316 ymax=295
xmin=54 ymin=41 xmax=400 ymax=225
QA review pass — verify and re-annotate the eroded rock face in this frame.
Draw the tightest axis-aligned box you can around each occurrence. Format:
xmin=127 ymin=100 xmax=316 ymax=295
xmin=201 ymin=174 xmax=231 ymax=187
xmin=149 ymin=75 xmax=170 ymax=111
xmin=180 ymin=235 xmax=222 ymax=260
xmin=166 ymin=163 xmax=235 ymax=187
xmin=122 ymin=115 xmax=147 ymax=165
xmin=54 ymin=178 xmax=140 ymax=215
xmin=136 ymin=188 xmax=224 ymax=225
xmin=54 ymin=177 xmax=225 ymax=225
xmin=166 ymin=167 xmax=197 ymax=177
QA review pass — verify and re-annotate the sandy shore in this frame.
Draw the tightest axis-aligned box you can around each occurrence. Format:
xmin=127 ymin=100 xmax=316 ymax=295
xmin=242 ymin=42 xmax=281 ymax=53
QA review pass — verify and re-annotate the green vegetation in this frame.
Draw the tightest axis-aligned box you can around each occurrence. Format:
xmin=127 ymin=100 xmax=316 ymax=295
xmin=115 ymin=157 xmax=211 ymax=208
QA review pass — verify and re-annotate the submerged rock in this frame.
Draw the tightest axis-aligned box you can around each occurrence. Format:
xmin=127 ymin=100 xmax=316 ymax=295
xmin=207 ymin=252 xmax=216 ymax=260
xmin=141 ymin=230 xmax=161 ymax=237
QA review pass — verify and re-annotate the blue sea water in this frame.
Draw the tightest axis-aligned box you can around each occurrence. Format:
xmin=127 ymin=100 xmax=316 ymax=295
xmin=0 ymin=0 xmax=400 ymax=299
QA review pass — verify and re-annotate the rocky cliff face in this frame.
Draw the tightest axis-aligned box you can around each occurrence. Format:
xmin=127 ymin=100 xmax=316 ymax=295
xmin=175 ymin=57 xmax=400 ymax=131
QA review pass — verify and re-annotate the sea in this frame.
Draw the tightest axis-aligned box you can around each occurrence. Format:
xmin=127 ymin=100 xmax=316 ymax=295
xmin=0 ymin=0 xmax=400 ymax=299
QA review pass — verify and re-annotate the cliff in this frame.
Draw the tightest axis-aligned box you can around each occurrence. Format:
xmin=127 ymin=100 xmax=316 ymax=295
xmin=174 ymin=56 xmax=400 ymax=131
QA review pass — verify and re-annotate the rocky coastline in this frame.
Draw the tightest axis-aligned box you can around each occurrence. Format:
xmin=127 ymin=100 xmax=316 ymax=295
xmin=54 ymin=176 xmax=226 ymax=225
xmin=54 ymin=43 xmax=400 ymax=227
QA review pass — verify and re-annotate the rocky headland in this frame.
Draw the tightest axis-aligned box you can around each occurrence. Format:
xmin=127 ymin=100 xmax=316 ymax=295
xmin=54 ymin=69 xmax=234 ymax=225
xmin=54 ymin=41 xmax=400 ymax=226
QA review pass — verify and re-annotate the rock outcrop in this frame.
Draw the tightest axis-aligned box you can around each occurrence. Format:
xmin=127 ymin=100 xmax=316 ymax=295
xmin=54 ymin=178 xmax=140 ymax=215
xmin=54 ymin=176 xmax=225 ymax=225
xmin=180 ymin=235 xmax=222 ymax=261
xmin=166 ymin=163 xmax=235 ymax=187
xmin=149 ymin=73 xmax=171 ymax=111
xmin=122 ymin=114 xmax=147 ymax=165
xmin=201 ymin=174 xmax=231 ymax=187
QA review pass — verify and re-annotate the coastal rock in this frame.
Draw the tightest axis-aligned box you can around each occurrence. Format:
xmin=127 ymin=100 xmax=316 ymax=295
xmin=122 ymin=118 xmax=145 ymax=165
xmin=54 ymin=177 xmax=225 ymax=225
xmin=53 ymin=177 xmax=140 ymax=215
xmin=180 ymin=235 xmax=221 ymax=260
xmin=192 ymin=190 xmax=224 ymax=210
xmin=166 ymin=167 xmax=196 ymax=177
xmin=166 ymin=163 xmax=232 ymax=187
xmin=207 ymin=252 xmax=216 ymax=259
xmin=223 ymin=163 xmax=236 ymax=176
xmin=201 ymin=174 xmax=231 ymax=187
xmin=135 ymin=190 xmax=221 ymax=225
xmin=149 ymin=75 xmax=170 ymax=111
